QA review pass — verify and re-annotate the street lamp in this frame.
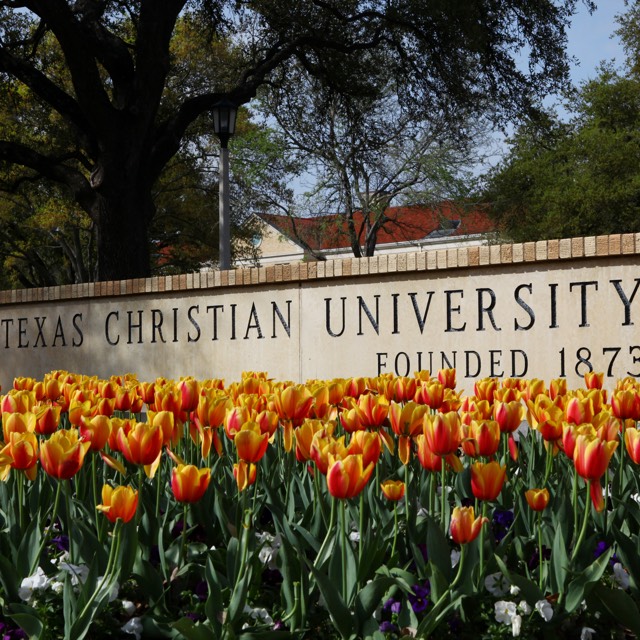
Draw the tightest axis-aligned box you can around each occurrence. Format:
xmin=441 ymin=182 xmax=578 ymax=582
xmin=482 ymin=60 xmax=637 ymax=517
xmin=211 ymin=99 xmax=238 ymax=270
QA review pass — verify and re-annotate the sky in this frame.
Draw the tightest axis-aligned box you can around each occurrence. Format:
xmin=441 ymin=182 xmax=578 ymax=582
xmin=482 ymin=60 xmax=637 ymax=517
xmin=566 ymin=0 xmax=628 ymax=84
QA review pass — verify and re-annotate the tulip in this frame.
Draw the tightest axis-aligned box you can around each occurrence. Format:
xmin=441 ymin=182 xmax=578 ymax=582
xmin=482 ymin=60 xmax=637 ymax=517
xmin=96 ymin=484 xmax=138 ymax=523
xmin=326 ymin=453 xmax=374 ymax=499
xmin=561 ymin=423 xmax=595 ymax=459
xmin=354 ymin=393 xmax=389 ymax=428
xmin=1 ymin=431 xmax=38 ymax=472
xmin=565 ymin=395 xmax=597 ymax=425
xmin=2 ymin=411 xmax=37 ymax=442
xmin=381 ymin=479 xmax=405 ymax=501
xmin=310 ymin=432 xmax=347 ymax=475
xmin=437 ymin=368 xmax=456 ymax=390
xmin=625 ymin=427 xmax=640 ymax=465
xmin=40 ymin=428 xmax=91 ymax=479
xmin=415 ymin=434 xmax=443 ymax=472
xmin=348 ymin=430 xmax=382 ymax=468
xmin=79 ymin=415 xmax=112 ymax=451
xmin=1 ymin=390 xmax=35 ymax=414
xmin=461 ymin=420 xmax=501 ymax=457
xmin=573 ymin=434 xmax=618 ymax=512
xmin=584 ymin=371 xmax=604 ymax=390
xmin=171 ymin=464 xmax=211 ymax=503
xmin=272 ymin=385 xmax=314 ymax=426
xmin=234 ymin=422 xmax=269 ymax=463
xmin=178 ymin=377 xmax=200 ymax=413
xmin=474 ymin=378 xmax=498 ymax=403
xmin=450 ymin=506 xmax=487 ymax=545
xmin=294 ymin=419 xmax=332 ymax=462
xmin=470 ymin=461 xmax=506 ymax=501
xmin=611 ymin=389 xmax=640 ymax=421
xmin=549 ymin=378 xmax=567 ymax=400
xmin=117 ymin=422 xmax=164 ymax=466
xmin=525 ymin=488 xmax=550 ymax=512
xmin=233 ymin=460 xmax=257 ymax=491
xmin=423 ymin=411 xmax=461 ymax=456
xmin=493 ymin=400 xmax=525 ymax=434
xmin=414 ymin=380 xmax=445 ymax=409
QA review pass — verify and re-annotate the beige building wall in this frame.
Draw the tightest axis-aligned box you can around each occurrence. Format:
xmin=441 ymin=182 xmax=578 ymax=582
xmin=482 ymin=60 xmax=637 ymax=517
xmin=0 ymin=234 xmax=638 ymax=392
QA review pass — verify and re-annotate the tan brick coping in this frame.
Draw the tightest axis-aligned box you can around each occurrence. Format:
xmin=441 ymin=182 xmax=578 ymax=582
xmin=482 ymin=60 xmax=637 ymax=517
xmin=1 ymin=234 xmax=639 ymax=305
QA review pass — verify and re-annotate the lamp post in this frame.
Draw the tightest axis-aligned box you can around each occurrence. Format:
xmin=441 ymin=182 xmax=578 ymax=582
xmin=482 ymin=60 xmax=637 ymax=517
xmin=211 ymin=99 xmax=237 ymax=270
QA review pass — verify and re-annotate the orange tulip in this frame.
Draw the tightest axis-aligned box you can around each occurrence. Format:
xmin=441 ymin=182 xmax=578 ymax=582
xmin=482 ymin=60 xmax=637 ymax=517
xmin=348 ymin=430 xmax=382 ymax=468
xmin=389 ymin=401 xmax=428 ymax=438
xmin=471 ymin=461 xmax=506 ymax=501
xmin=525 ymin=488 xmax=550 ymax=512
xmin=233 ymin=460 xmax=257 ymax=491
xmin=415 ymin=434 xmax=443 ymax=472
xmin=354 ymin=393 xmax=389 ymax=428
xmin=294 ymin=419 xmax=332 ymax=462
xmin=2 ymin=411 xmax=36 ymax=442
xmin=117 ymin=422 xmax=163 ymax=466
xmin=549 ymin=378 xmax=567 ymax=400
xmin=414 ymin=380 xmax=445 ymax=409
xmin=1 ymin=390 xmax=35 ymax=414
xmin=573 ymin=433 xmax=618 ymax=512
xmin=381 ymin=479 xmax=405 ymax=501
xmin=625 ymin=427 xmax=640 ymax=465
xmin=461 ymin=420 xmax=501 ymax=457
xmin=493 ymin=400 xmax=525 ymax=434
xmin=326 ymin=453 xmax=374 ymax=499
xmin=273 ymin=385 xmax=314 ymax=426
xmin=611 ymin=389 xmax=640 ymax=421
xmin=437 ymin=368 xmax=456 ymax=390
xmin=96 ymin=484 xmax=138 ymax=523
xmin=450 ymin=506 xmax=487 ymax=545
xmin=1 ymin=431 xmax=38 ymax=472
xmin=584 ymin=371 xmax=604 ymax=390
xmin=178 ymin=377 xmax=200 ymax=413
xmin=561 ymin=423 xmax=595 ymax=459
xmin=171 ymin=464 xmax=211 ymax=503
xmin=310 ymin=432 xmax=347 ymax=475
xmin=474 ymin=378 xmax=498 ymax=403
xmin=79 ymin=415 xmax=112 ymax=451
xmin=423 ymin=411 xmax=461 ymax=456
xmin=40 ymin=428 xmax=91 ymax=479
xmin=148 ymin=410 xmax=176 ymax=446
xmin=565 ymin=395 xmax=597 ymax=425
xmin=234 ymin=422 xmax=269 ymax=463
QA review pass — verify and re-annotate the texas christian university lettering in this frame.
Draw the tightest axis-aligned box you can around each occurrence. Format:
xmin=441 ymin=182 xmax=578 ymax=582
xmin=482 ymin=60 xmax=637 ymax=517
xmin=1 ymin=268 xmax=639 ymax=385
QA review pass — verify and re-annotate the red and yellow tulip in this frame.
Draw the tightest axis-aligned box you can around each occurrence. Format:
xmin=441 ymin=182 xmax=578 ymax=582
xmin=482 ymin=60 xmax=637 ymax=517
xmin=171 ymin=464 xmax=211 ymax=503
xmin=96 ymin=484 xmax=138 ymax=523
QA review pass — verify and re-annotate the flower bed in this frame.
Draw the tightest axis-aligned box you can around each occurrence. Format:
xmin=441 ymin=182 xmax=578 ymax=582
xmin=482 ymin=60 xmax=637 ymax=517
xmin=1 ymin=370 xmax=639 ymax=639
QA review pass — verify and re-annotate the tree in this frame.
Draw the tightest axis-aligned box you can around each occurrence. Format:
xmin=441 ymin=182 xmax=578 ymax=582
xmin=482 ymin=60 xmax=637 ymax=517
xmin=262 ymin=67 xmax=490 ymax=257
xmin=484 ymin=5 xmax=640 ymax=241
xmin=0 ymin=0 xmax=589 ymax=280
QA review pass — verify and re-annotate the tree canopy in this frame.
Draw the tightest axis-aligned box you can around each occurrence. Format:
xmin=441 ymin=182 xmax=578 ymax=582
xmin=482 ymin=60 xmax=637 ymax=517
xmin=484 ymin=2 xmax=640 ymax=243
xmin=0 ymin=0 xmax=589 ymax=281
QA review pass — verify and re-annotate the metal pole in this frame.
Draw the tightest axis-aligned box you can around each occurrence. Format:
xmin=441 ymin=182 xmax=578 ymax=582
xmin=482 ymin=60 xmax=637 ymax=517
xmin=218 ymin=143 xmax=231 ymax=270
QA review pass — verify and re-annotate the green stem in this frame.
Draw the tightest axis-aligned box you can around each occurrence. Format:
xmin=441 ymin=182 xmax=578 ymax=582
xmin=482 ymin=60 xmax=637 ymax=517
xmin=155 ymin=453 xmax=162 ymax=519
xmin=180 ymin=502 xmax=188 ymax=567
xmin=30 ymin=479 xmax=63 ymax=575
xmin=17 ymin=471 xmax=24 ymax=533
xmin=358 ymin=491 xmax=364 ymax=589
xmin=543 ymin=442 xmax=553 ymax=486
xmin=440 ymin=457 xmax=447 ymax=533
xmin=571 ymin=482 xmax=592 ymax=563
xmin=391 ymin=502 xmax=398 ymax=558
xmin=478 ymin=501 xmax=487 ymax=584
xmin=572 ymin=470 xmax=578 ymax=544
xmin=537 ymin=512 xmax=544 ymax=592
xmin=315 ymin=497 xmax=337 ymax=568
xmin=65 ymin=480 xmax=74 ymax=563
xmin=340 ymin=499 xmax=348 ymax=604
xmin=404 ymin=462 xmax=410 ymax=527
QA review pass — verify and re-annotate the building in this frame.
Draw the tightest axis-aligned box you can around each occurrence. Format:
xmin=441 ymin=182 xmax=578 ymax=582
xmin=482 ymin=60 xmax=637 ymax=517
xmin=251 ymin=202 xmax=495 ymax=265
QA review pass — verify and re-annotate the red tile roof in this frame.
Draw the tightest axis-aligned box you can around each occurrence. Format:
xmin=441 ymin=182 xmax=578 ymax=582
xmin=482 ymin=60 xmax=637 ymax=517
xmin=258 ymin=202 xmax=494 ymax=251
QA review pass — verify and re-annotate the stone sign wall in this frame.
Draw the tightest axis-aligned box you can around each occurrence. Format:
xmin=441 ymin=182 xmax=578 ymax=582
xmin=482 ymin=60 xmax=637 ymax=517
xmin=0 ymin=234 xmax=639 ymax=391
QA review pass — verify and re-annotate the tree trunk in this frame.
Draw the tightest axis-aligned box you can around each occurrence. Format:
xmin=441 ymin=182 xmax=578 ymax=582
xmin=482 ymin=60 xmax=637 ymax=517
xmin=93 ymin=187 xmax=153 ymax=281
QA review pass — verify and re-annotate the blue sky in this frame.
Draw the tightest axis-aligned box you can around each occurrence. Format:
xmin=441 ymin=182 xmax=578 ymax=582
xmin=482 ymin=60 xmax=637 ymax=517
xmin=567 ymin=0 xmax=628 ymax=83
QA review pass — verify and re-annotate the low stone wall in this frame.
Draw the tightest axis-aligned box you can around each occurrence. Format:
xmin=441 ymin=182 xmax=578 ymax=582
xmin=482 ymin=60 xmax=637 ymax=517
xmin=0 ymin=233 xmax=639 ymax=391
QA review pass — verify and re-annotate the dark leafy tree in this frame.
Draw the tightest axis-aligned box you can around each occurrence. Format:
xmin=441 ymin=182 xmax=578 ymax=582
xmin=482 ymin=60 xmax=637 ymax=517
xmin=0 ymin=0 xmax=590 ymax=280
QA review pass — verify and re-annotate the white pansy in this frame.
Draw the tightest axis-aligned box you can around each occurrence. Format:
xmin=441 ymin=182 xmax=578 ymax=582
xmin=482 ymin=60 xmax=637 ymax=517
xmin=494 ymin=600 xmax=517 ymax=625
xmin=121 ymin=617 xmax=143 ymax=640
xmin=535 ymin=599 xmax=553 ymax=622
xmin=581 ymin=627 xmax=596 ymax=640
xmin=450 ymin=549 xmax=461 ymax=568
xmin=348 ymin=530 xmax=360 ymax=543
xmin=257 ymin=532 xmax=282 ymax=569
xmin=57 ymin=561 xmax=89 ymax=586
xmin=510 ymin=584 xmax=521 ymax=596
xmin=96 ymin=576 xmax=119 ymax=602
xmin=18 ymin=567 xmax=51 ymax=601
xmin=511 ymin=613 xmax=522 ymax=637
xmin=613 ymin=563 xmax=630 ymax=590
xmin=121 ymin=600 xmax=137 ymax=615
xmin=485 ymin=572 xmax=510 ymax=596
xmin=518 ymin=600 xmax=531 ymax=615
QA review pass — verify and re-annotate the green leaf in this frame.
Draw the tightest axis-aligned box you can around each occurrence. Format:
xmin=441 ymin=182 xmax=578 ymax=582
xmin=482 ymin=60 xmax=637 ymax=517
xmin=494 ymin=554 xmax=544 ymax=605
xmin=171 ymin=618 xmax=216 ymax=640
xmin=426 ymin=515 xmax=452 ymax=583
xmin=551 ymin=524 xmax=568 ymax=595
xmin=564 ymin=547 xmax=612 ymax=613
xmin=354 ymin=576 xmax=395 ymax=633
xmin=590 ymin=583 xmax=640 ymax=638
xmin=306 ymin=559 xmax=354 ymax=639
xmin=7 ymin=603 xmax=44 ymax=640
